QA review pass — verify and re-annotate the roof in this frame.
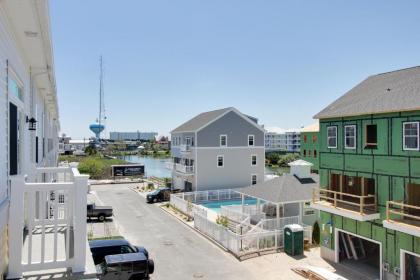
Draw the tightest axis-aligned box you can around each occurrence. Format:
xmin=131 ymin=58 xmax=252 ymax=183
xmin=235 ymin=173 xmax=319 ymax=204
xmin=288 ymin=159 xmax=313 ymax=166
xmin=105 ymin=253 xmax=147 ymax=264
xmin=300 ymin=122 xmax=319 ymax=133
xmin=171 ymin=107 xmax=263 ymax=133
xmin=89 ymin=239 xmax=130 ymax=249
xmin=315 ymin=66 xmax=420 ymax=119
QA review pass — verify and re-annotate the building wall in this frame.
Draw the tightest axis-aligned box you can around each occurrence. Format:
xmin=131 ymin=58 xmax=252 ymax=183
xmin=196 ymin=147 xmax=265 ymax=190
xmin=109 ymin=131 xmax=158 ymax=141
xmin=318 ymin=111 xmax=420 ymax=275
xmin=300 ymin=131 xmax=319 ymax=171
xmin=265 ymin=131 xmax=300 ymax=152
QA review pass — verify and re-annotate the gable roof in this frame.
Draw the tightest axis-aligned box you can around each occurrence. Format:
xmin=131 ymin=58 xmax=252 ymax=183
xmin=171 ymin=107 xmax=263 ymax=133
xmin=314 ymin=66 xmax=420 ymax=119
xmin=235 ymin=174 xmax=319 ymax=204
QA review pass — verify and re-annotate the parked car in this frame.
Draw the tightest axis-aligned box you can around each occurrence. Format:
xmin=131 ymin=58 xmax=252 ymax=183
xmin=87 ymin=203 xmax=113 ymax=221
xmin=96 ymin=252 xmax=154 ymax=280
xmin=146 ymin=187 xmax=171 ymax=203
xmin=89 ymin=239 xmax=149 ymax=265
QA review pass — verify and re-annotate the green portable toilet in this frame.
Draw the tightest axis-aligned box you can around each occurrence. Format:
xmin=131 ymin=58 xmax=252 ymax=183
xmin=284 ymin=224 xmax=304 ymax=256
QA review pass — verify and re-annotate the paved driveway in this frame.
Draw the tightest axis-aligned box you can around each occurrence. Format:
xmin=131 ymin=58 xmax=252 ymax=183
xmin=92 ymin=184 xmax=363 ymax=280
xmin=92 ymin=184 xmax=256 ymax=280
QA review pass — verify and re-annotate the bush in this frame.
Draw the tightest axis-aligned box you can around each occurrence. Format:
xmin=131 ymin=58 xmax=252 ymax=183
xmin=216 ymin=215 xmax=229 ymax=228
xmin=78 ymin=158 xmax=105 ymax=179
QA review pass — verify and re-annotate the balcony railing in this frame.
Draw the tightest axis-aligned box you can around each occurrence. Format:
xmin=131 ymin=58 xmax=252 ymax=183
xmin=7 ymin=166 xmax=89 ymax=278
xmin=386 ymin=201 xmax=420 ymax=226
xmin=180 ymin=144 xmax=191 ymax=153
xmin=165 ymin=161 xmax=174 ymax=170
xmin=312 ymin=188 xmax=377 ymax=215
xmin=175 ymin=163 xmax=194 ymax=174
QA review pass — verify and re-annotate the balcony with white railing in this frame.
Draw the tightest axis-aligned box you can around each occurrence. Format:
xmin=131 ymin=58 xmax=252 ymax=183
xmin=165 ymin=161 xmax=174 ymax=170
xmin=312 ymin=188 xmax=380 ymax=221
xmin=7 ymin=166 xmax=94 ymax=279
xmin=174 ymin=163 xmax=195 ymax=175
xmin=180 ymin=144 xmax=192 ymax=153
xmin=383 ymin=201 xmax=420 ymax=237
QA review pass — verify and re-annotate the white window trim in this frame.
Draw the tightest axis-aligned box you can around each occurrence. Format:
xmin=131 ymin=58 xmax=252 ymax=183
xmin=217 ymin=155 xmax=224 ymax=168
xmin=251 ymin=154 xmax=257 ymax=166
xmin=344 ymin=125 xmax=357 ymax=150
xmin=220 ymin=134 xmax=227 ymax=147
xmin=248 ymin=134 xmax=255 ymax=147
xmin=251 ymin=174 xmax=257 ymax=185
xmin=327 ymin=126 xmax=337 ymax=149
xmin=403 ymin=121 xmax=419 ymax=151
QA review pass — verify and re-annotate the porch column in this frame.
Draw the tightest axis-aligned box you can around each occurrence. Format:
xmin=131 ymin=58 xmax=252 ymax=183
xmin=257 ymin=198 xmax=260 ymax=215
xmin=72 ymin=171 xmax=89 ymax=273
xmin=276 ymin=203 xmax=280 ymax=229
xmin=7 ymin=176 xmax=25 ymax=279
xmin=241 ymin=194 xmax=245 ymax=214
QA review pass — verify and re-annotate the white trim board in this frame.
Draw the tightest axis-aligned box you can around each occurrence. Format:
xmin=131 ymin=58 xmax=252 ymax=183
xmin=400 ymin=249 xmax=420 ymax=280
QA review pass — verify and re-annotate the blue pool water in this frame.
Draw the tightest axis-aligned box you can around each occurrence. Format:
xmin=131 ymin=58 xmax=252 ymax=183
xmin=199 ymin=198 xmax=257 ymax=213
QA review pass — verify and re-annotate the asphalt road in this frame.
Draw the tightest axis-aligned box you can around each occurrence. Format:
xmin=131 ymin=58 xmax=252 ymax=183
xmin=92 ymin=184 xmax=257 ymax=280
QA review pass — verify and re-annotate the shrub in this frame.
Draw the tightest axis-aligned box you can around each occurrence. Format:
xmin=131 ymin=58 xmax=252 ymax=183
xmin=216 ymin=215 xmax=229 ymax=228
xmin=78 ymin=158 xmax=105 ymax=179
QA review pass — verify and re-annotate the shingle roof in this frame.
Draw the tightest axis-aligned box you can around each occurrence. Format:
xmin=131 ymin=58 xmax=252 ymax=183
xmin=171 ymin=107 xmax=232 ymax=133
xmin=314 ymin=66 xmax=420 ymax=119
xmin=235 ymin=174 xmax=319 ymax=204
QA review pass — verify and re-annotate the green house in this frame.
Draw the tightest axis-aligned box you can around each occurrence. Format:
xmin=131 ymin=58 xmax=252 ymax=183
xmin=312 ymin=66 xmax=420 ymax=280
xmin=300 ymin=122 xmax=320 ymax=172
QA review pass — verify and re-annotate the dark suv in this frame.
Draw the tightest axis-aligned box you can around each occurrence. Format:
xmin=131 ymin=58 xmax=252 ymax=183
xmin=97 ymin=252 xmax=154 ymax=280
xmin=89 ymin=239 xmax=149 ymax=265
xmin=146 ymin=187 xmax=171 ymax=203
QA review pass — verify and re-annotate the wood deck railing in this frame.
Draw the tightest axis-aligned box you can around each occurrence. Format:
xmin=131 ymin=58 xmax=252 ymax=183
xmin=386 ymin=201 xmax=420 ymax=224
xmin=313 ymin=188 xmax=377 ymax=215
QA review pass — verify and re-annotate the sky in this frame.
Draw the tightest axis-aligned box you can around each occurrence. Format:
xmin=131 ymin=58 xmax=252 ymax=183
xmin=50 ymin=0 xmax=420 ymax=139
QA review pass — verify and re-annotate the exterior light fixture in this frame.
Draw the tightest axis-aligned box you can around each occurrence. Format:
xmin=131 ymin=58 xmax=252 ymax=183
xmin=26 ymin=116 xmax=37 ymax=131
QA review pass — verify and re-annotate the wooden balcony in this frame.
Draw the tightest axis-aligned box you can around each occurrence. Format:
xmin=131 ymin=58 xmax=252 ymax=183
xmin=383 ymin=201 xmax=420 ymax=237
xmin=312 ymin=188 xmax=380 ymax=221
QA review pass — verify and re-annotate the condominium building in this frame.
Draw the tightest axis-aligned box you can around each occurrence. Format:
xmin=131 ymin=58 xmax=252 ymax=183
xmin=264 ymin=127 xmax=300 ymax=152
xmin=109 ymin=131 xmax=158 ymax=141
xmin=312 ymin=66 xmax=420 ymax=280
xmin=300 ymin=122 xmax=320 ymax=172
xmin=169 ymin=107 xmax=265 ymax=191
xmin=0 ymin=1 xmax=90 ymax=278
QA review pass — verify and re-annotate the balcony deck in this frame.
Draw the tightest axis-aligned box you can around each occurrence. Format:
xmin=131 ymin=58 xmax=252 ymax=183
xmin=383 ymin=201 xmax=420 ymax=237
xmin=312 ymin=188 xmax=380 ymax=221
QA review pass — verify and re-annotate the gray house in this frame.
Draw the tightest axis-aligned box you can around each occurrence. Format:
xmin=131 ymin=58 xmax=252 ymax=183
xmin=170 ymin=107 xmax=265 ymax=191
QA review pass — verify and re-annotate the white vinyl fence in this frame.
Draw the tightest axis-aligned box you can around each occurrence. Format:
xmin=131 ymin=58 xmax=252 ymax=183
xmin=170 ymin=194 xmax=207 ymax=218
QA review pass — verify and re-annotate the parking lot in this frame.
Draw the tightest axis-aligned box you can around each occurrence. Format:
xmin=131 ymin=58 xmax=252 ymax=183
xmin=91 ymin=183 xmax=366 ymax=280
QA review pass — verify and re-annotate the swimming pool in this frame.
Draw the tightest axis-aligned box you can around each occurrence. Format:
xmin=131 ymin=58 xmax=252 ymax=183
xmin=199 ymin=198 xmax=257 ymax=213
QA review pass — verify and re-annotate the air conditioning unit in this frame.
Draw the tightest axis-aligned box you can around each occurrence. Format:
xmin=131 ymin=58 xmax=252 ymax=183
xmin=394 ymin=267 xmax=400 ymax=277
xmin=383 ymin=262 xmax=390 ymax=272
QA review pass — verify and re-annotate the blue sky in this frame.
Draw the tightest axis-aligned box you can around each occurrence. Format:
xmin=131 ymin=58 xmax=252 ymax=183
xmin=51 ymin=0 xmax=420 ymax=138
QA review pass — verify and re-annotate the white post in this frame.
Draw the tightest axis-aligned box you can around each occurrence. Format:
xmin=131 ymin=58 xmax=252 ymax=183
xmin=72 ymin=171 xmax=88 ymax=273
xmin=241 ymin=194 xmax=245 ymax=214
xmin=7 ymin=176 xmax=25 ymax=279
xmin=257 ymin=198 xmax=260 ymax=215
xmin=276 ymin=204 xmax=280 ymax=230
xmin=299 ymin=202 xmax=303 ymax=224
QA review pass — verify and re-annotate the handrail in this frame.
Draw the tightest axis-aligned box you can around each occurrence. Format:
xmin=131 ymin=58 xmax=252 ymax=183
xmin=386 ymin=201 xmax=420 ymax=222
xmin=313 ymin=187 xmax=377 ymax=215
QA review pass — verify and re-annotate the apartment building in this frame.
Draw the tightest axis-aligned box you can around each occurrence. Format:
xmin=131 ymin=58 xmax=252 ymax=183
xmin=109 ymin=131 xmax=158 ymax=141
xmin=312 ymin=66 xmax=420 ymax=280
xmin=170 ymin=107 xmax=265 ymax=191
xmin=0 ymin=1 xmax=89 ymax=278
xmin=300 ymin=122 xmax=320 ymax=172
xmin=265 ymin=127 xmax=300 ymax=152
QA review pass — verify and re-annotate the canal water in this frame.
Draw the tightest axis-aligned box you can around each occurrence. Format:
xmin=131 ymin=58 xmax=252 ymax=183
xmin=120 ymin=155 xmax=290 ymax=178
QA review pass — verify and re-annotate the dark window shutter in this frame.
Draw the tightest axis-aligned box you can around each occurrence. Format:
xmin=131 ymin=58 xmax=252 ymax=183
xmin=9 ymin=102 xmax=18 ymax=175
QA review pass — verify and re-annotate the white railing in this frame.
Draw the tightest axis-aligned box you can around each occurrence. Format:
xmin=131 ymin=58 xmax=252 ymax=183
xmin=182 ymin=189 xmax=241 ymax=204
xmin=7 ymin=166 xmax=89 ymax=279
xmin=180 ymin=144 xmax=191 ymax=152
xmin=220 ymin=206 xmax=250 ymax=223
xmin=165 ymin=162 xmax=174 ymax=170
xmin=170 ymin=194 xmax=207 ymax=218
xmin=259 ymin=216 xmax=300 ymax=231
xmin=175 ymin=164 xmax=194 ymax=174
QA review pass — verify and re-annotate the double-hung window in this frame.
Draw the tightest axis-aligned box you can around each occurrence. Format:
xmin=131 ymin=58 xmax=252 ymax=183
xmin=220 ymin=135 xmax=227 ymax=147
xmin=403 ymin=122 xmax=419 ymax=150
xmin=217 ymin=155 xmax=224 ymax=167
xmin=345 ymin=125 xmax=356 ymax=149
xmin=248 ymin=135 xmax=255 ymax=146
xmin=251 ymin=174 xmax=257 ymax=185
xmin=251 ymin=155 xmax=257 ymax=166
xmin=327 ymin=126 xmax=337 ymax=148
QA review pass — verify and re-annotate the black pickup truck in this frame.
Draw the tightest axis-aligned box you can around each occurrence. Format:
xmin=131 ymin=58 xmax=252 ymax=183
xmin=87 ymin=203 xmax=113 ymax=222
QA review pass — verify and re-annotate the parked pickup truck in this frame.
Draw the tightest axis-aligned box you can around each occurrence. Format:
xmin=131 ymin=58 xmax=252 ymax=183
xmin=87 ymin=203 xmax=113 ymax=222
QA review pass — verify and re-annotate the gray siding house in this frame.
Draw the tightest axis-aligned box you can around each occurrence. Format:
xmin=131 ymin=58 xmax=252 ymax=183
xmin=170 ymin=107 xmax=265 ymax=191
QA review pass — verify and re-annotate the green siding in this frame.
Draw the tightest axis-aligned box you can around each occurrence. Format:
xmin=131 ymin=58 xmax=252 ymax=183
xmin=300 ymin=131 xmax=320 ymax=171
xmin=318 ymin=111 xmax=420 ymax=272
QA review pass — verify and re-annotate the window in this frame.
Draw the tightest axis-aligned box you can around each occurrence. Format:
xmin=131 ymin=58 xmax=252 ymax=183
xmin=8 ymin=76 xmax=23 ymax=102
xmin=217 ymin=155 xmax=224 ymax=167
xmin=304 ymin=135 xmax=307 ymax=143
xmin=365 ymin=124 xmax=377 ymax=149
xmin=312 ymin=135 xmax=317 ymax=143
xmin=327 ymin=126 xmax=337 ymax=148
xmin=303 ymin=150 xmax=306 ymax=156
xmin=248 ymin=135 xmax=255 ymax=146
xmin=220 ymin=135 xmax=227 ymax=147
xmin=308 ymin=150 xmax=311 ymax=157
xmin=251 ymin=155 xmax=257 ymax=166
xmin=403 ymin=122 xmax=419 ymax=150
xmin=345 ymin=125 xmax=356 ymax=149
xmin=251 ymin=174 xmax=257 ymax=185
xmin=58 ymin=194 xmax=65 ymax=204
xmin=314 ymin=150 xmax=317 ymax=158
